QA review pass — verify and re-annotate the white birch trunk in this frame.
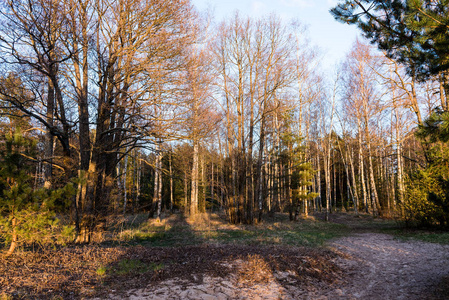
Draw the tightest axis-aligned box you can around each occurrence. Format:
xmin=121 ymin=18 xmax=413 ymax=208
xmin=366 ymin=134 xmax=380 ymax=216
xmin=358 ymin=121 xmax=368 ymax=213
xmin=190 ymin=142 xmax=199 ymax=215
xmin=349 ymin=148 xmax=359 ymax=214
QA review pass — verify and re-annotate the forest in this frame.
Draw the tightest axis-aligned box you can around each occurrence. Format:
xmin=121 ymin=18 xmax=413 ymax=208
xmin=1 ymin=1 xmax=449 ymax=297
xmin=1 ymin=0 xmax=449 ymax=253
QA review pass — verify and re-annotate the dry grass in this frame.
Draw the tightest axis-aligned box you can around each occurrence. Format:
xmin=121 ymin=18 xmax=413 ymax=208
xmin=0 ymin=243 xmax=345 ymax=299
xmin=0 ymin=246 xmax=125 ymax=299
xmin=237 ymin=254 xmax=272 ymax=284
xmin=1 ymin=212 xmax=398 ymax=299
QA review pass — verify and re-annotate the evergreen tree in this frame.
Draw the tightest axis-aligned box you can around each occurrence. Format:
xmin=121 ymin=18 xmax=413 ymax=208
xmin=406 ymin=109 xmax=449 ymax=226
xmin=0 ymin=130 xmax=74 ymax=256
xmin=331 ymin=0 xmax=449 ymax=227
xmin=330 ymin=1 xmax=449 ymax=83
xmin=281 ymin=123 xmax=317 ymax=221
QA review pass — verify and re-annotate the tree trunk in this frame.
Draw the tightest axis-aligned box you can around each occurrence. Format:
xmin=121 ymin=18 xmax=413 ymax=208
xmin=366 ymin=130 xmax=381 ymax=216
xmin=123 ymin=152 xmax=128 ymax=214
xmin=44 ymin=80 xmax=54 ymax=189
xmin=349 ymin=147 xmax=359 ymax=215
xmin=201 ymin=155 xmax=206 ymax=213
xmin=340 ymin=141 xmax=358 ymax=214
xmin=6 ymin=217 xmax=18 ymax=256
xmin=152 ymin=141 xmax=163 ymax=220
xmin=157 ymin=151 xmax=163 ymax=219
xmin=304 ymin=186 xmax=309 ymax=217
xmin=316 ymin=152 xmax=322 ymax=212
xmin=358 ymin=124 xmax=368 ymax=213
xmin=288 ymin=141 xmax=293 ymax=220
xmin=324 ymin=152 xmax=331 ymax=221
xmin=439 ymin=71 xmax=449 ymax=112
xmin=184 ymin=170 xmax=188 ymax=214
xmin=256 ymin=116 xmax=267 ymax=222
xmin=211 ymin=162 xmax=214 ymax=211
xmin=190 ymin=141 xmax=199 ymax=215
xmin=169 ymin=152 xmax=173 ymax=213
xmin=331 ymin=152 xmax=337 ymax=212
xmin=395 ymin=106 xmax=405 ymax=216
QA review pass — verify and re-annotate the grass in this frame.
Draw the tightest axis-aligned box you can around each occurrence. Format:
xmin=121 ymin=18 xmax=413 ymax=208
xmin=109 ymin=212 xmax=351 ymax=248
xmin=197 ymin=220 xmax=349 ymax=247
xmin=109 ymin=212 xmax=449 ymax=247
xmin=386 ymin=229 xmax=449 ymax=245
xmin=96 ymin=265 xmax=107 ymax=276
xmin=4 ymin=211 xmax=448 ymax=299
xmin=97 ymin=259 xmax=165 ymax=277
xmin=114 ymin=259 xmax=149 ymax=275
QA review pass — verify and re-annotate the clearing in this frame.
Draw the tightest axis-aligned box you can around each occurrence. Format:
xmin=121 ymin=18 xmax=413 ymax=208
xmin=1 ymin=213 xmax=449 ymax=299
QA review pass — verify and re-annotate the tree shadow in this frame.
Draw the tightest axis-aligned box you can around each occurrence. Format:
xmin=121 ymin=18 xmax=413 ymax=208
xmin=312 ymin=211 xmax=401 ymax=232
xmin=92 ymin=212 xmax=348 ymax=298
xmin=7 ymin=211 xmax=436 ymax=299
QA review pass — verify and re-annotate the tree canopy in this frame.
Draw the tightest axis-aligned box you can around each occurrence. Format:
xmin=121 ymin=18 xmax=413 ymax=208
xmin=330 ymin=0 xmax=449 ymax=82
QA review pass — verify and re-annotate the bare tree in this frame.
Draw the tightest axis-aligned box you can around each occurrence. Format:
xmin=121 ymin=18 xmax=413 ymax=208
xmin=340 ymin=40 xmax=387 ymax=216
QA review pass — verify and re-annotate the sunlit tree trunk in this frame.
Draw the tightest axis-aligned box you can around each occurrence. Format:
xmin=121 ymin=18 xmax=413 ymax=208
xmin=169 ymin=151 xmax=173 ymax=213
xmin=349 ymin=147 xmax=359 ymax=214
xmin=157 ymin=153 xmax=163 ymax=219
xmin=331 ymin=151 xmax=337 ymax=212
xmin=135 ymin=151 xmax=141 ymax=214
xmin=190 ymin=141 xmax=199 ymax=215
xmin=357 ymin=122 xmax=368 ymax=213
xmin=315 ymin=152 xmax=321 ymax=212
xmin=184 ymin=169 xmax=189 ymax=214
xmin=364 ymin=159 xmax=372 ymax=213
xmin=44 ymin=80 xmax=55 ymax=189
xmin=201 ymin=155 xmax=206 ymax=213
xmin=365 ymin=122 xmax=380 ymax=216
xmin=273 ymin=111 xmax=280 ymax=212
xmin=339 ymin=141 xmax=358 ymax=214
xmin=324 ymin=153 xmax=331 ymax=221
xmin=153 ymin=142 xmax=163 ymax=220
xmin=123 ymin=151 xmax=128 ymax=214
xmin=257 ymin=116 xmax=267 ymax=222
xmin=211 ymin=161 xmax=214 ymax=211
xmin=6 ymin=217 xmax=17 ymax=257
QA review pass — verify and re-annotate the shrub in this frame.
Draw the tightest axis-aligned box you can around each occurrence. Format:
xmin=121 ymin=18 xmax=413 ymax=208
xmin=0 ymin=130 xmax=75 ymax=256
xmin=403 ymin=142 xmax=449 ymax=227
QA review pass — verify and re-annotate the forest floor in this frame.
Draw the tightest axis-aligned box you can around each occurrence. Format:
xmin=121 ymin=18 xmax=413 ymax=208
xmin=1 ymin=212 xmax=449 ymax=299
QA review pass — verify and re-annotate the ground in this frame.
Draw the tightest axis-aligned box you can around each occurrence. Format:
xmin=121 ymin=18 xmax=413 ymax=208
xmin=1 ymin=213 xmax=449 ymax=299
xmin=99 ymin=232 xmax=449 ymax=300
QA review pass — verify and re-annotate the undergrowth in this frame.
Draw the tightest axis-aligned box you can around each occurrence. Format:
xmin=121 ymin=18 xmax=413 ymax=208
xmin=110 ymin=212 xmax=350 ymax=248
xmin=385 ymin=229 xmax=449 ymax=245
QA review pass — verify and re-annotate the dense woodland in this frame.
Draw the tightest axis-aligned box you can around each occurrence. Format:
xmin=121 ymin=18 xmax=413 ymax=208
xmin=1 ymin=0 xmax=449 ymax=256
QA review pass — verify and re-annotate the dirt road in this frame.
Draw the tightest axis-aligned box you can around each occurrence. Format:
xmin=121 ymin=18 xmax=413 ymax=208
xmin=330 ymin=233 xmax=449 ymax=299
xmin=104 ymin=233 xmax=449 ymax=299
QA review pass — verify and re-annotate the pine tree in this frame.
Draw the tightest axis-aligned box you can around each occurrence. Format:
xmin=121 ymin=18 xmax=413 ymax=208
xmin=281 ymin=123 xmax=317 ymax=221
xmin=406 ymin=109 xmax=449 ymax=226
xmin=0 ymin=130 xmax=74 ymax=256
xmin=330 ymin=1 xmax=449 ymax=86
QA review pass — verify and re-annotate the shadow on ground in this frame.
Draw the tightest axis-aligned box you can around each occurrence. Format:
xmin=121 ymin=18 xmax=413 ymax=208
xmin=95 ymin=213 xmax=346 ymax=299
xmin=2 ymin=212 xmax=448 ymax=299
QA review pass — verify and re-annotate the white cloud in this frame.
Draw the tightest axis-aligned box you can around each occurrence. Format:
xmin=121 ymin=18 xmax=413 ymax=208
xmin=280 ymin=0 xmax=313 ymax=8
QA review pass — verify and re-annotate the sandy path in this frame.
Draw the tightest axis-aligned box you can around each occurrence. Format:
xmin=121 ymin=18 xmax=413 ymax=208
xmin=103 ymin=233 xmax=449 ymax=299
xmin=329 ymin=233 xmax=449 ymax=300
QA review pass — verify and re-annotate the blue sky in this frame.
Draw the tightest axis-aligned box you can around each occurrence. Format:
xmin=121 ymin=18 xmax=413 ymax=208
xmin=191 ymin=0 xmax=361 ymax=69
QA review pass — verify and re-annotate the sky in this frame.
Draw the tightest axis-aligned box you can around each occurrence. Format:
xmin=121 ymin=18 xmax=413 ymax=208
xmin=191 ymin=0 xmax=361 ymax=70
